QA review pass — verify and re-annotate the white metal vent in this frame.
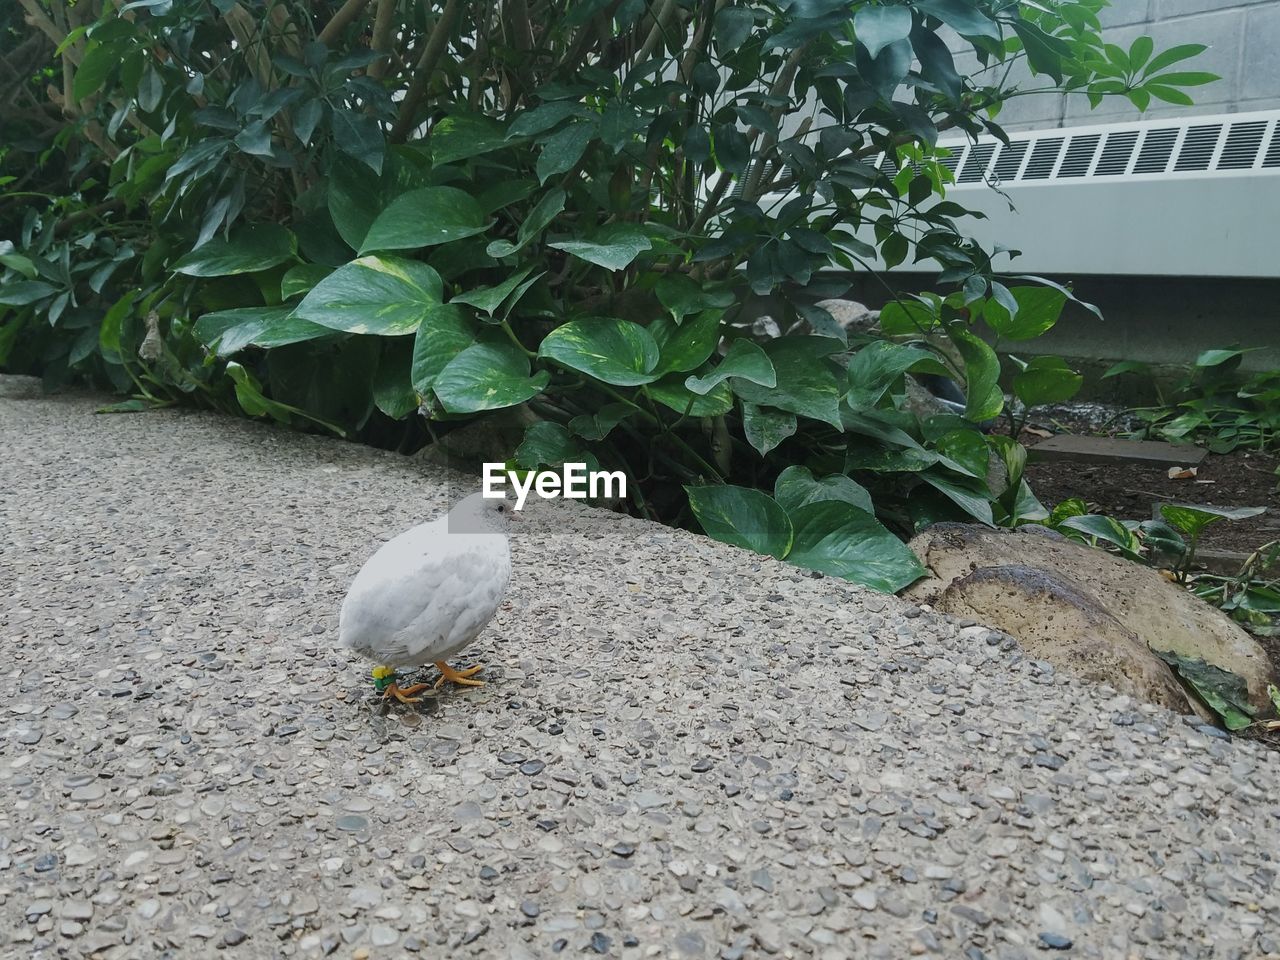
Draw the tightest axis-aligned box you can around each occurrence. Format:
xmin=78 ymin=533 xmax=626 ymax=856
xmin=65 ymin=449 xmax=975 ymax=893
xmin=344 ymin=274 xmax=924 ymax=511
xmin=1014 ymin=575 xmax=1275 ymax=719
xmin=1264 ymin=124 xmax=1280 ymax=168
xmin=851 ymin=110 xmax=1280 ymax=278
xmin=1023 ymin=138 xmax=1064 ymax=179
xmin=938 ymin=151 xmax=961 ymax=175
xmin=993 ymin=141 xmax=1028 ymax=181
xmin=1094 ymin=131 xmax=1138 ymax=176
xmin=923 ymin=114 xmax=1280 ymax=186
xmin=1133 ymin=128 xmax=1178 ymax=174
xmin=958 ymin=143 xmax=995 ymax=183
xmin=1174 ymin=123 xmax=1222 ymax=172
xmin=1219 ymin=121 xmax=1267 ymax=169
xmin=1058 ymin=133 xmax=1100 ymax=177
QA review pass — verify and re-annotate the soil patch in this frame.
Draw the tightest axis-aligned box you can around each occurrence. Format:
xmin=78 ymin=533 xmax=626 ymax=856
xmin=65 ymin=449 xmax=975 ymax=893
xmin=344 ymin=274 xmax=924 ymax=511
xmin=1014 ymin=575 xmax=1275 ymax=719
xmin=1005 ymin=403 xmax=1279 ymax=557
xmin=1023 ymin=448 xmax=1280 ymax=556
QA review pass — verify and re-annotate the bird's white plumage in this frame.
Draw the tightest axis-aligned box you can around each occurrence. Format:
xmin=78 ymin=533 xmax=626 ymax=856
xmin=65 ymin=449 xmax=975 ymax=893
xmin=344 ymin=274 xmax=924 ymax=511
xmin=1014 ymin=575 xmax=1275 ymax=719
xmin=339 ymin=494 xmax=511 ymax=668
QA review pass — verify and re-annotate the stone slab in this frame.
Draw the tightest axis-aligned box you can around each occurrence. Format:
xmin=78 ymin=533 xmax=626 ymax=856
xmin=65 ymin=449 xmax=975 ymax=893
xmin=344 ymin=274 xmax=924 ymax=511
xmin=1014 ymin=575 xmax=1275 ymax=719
xmin=1030 ymin=434 xmax=1207 ymax=468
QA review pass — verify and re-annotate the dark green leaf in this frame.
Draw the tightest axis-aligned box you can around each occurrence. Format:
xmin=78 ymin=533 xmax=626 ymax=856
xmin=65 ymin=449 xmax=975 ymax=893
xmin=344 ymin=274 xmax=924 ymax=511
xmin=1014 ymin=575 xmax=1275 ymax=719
xmin=774 ymin=465 xmax=873 ymax=515
xmin=372 ymin=344 xmax=419 ymax=419
xmin=97 ymin=398 xmax=163 ymax=414
xmin=451 ymin=267 xmax=543 ymax=317
xmin=508 ymin=102 xmax=594 ymax=138
xmin=1129 ymin=35 xmax=1154 ymax=72
xmin=430 ymin=113 xmax=511 ymax=164
xmin=1154 ymin=651 xmax=1257 ymax=730
xmin=569 ymin=403 xmax=633 ymax=440
xmin=647 ymin=375 xmax=734 ymax=417
xmin=1160 ymin=503 xmax=1266 ymax=539
xmin=713 ymin=124 xmax=750 ymax=174
xmin=281 ymin=263 xmax=333 ymax=300
xmin=650 ymin=309 xmax=722 ymax=376
xmin=846 ymin=341 xmax=951 ymax=409
xmin=538 ymin=316 xmax=660 ymax=385
xmin=1142 ymin=43 xmax=1207 ymax=77
xmin=295 ymin=256 xmax=451 ymax=336
xmin=1102 ymin=360 xmax=1150 ymax=380
xmin=685 ymin=485 xmax=793 ymax=559
xmin=332 ymin=108 xmax=385 ymax=174
xmin=327 ymin=155 xmax=378 ymax=251
xmin=733 ymin=337 xmax=845 ymax=429
xmin=859 ymin=39 xmax=913 ymax=98
xmin=786 ymin=501 xmax=926 ymax=593
xmin=516 ymin=421 xmax=595 ymax=469
xmin=293 ymin=99 xmax=323 ymax=145
xmin=0 ymin=281 xmax=57 ymax=306
xmin=879 ymin=298 xmax=940 ymax=335
xmin=74 ymin=41 xmax=122 ymax=101
xmin=742 ymin=402 xmax=797 ymax=456
xmin=934 ymin=428 xmax=990 ymax=481
xmin=715 ymin=7 xmax=756 ymax=53
xmin=411 ymin=302 xmax=475 ymax=393
xmin=982 ymin=286 xmax=1067 ymax=340
xmin=434 ymin=342 xmax=549 ymax=413
xmin=1011 ymin=20 xmax=1069 ymax=83
xmin=173 ymin=225 xmax=296 ymax=277
xmin=920 ymin=472 xmax=995 ymax=526
xmin=194 ymin=306 xmax=333 ymax=355
xmin=951 ymin=328 xmax=1004 ymax=422
xmin=359 ymin=187 xmax=489 ymax=254
xmin=1013 ymin=356 xmax=1083 ymax=407
xmin=915 ymin=0 xmax=1000 ymax=40
xmin=225 ymin=361 xmax=345 ymax=436
xmin=685 ymin=339 xmax=776 ymax=395
xmin=537 ymin=121 xmax=595 ymax=183
xmin=233 ymin=119 xmax=273 ymax=156
xmin=0 ymin=251 xmax=37 ymax=279
xmin=1196 ymin=348 xmax=1249 ymax=368
xmin=1059 ymin=514 xmax=1143 ymax=557
xmin=548 ymin=223 xmax=651 ymax=270
xmin=654 ymin=274 xmax=734 ymax=323
xmin=487 ymin=188 xmax=566 ymax=258
xmin=854 ymin=5 xmax=912 ymax=59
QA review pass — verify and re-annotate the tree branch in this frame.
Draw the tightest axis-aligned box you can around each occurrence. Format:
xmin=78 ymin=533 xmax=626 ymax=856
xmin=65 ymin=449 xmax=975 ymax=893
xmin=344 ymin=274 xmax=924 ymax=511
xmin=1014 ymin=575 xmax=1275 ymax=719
xmin=634 ymin=0 xmax=677 ymax=66
xmin=367 ymin=0 xmax=398 ymax=80
xmin=318 ymin=0 xmax=374 ymax=46
xmin=390 ymin=0 xmax=463 ymax=143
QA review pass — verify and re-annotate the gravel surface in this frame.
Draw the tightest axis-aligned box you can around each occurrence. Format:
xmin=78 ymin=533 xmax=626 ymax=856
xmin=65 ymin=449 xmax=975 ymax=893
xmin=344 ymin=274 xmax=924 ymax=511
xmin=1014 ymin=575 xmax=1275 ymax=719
xmin=2 ymin=377 xmax=1279 ymax=960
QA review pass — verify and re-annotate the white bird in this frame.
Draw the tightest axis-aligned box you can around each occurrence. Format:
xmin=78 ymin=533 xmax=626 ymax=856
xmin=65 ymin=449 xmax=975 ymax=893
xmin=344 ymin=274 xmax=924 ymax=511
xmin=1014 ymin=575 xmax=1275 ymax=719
xmin=339 ymin=492 xmax=513 ymax=704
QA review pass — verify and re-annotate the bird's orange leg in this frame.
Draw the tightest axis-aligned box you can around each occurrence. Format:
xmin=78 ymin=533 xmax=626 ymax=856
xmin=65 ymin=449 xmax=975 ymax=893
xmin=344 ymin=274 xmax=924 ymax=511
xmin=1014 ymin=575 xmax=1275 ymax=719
xmin=434 ymin=661 xmax=485 ymax=689
xmin=383 ymin=682 xmax=431 ymax=704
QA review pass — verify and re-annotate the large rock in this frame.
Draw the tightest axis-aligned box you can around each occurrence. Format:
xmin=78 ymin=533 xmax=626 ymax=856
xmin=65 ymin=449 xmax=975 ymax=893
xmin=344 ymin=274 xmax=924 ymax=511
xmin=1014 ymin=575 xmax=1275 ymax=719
xmin=905 ymin=524 xmax=1277 ymax=715
xmin=815 ymin=298 xmax=880 ymax=336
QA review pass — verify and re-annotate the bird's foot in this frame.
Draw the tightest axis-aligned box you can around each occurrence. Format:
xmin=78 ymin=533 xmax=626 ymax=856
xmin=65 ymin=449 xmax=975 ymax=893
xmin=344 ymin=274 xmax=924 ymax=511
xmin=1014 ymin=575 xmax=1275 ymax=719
xmin=434 ymin=661 xmax=485 ymax=689
xmin=372 ymin=666 xmax=431 ymax=705
xmin=382 ymin=682 xmax=431 ymax=704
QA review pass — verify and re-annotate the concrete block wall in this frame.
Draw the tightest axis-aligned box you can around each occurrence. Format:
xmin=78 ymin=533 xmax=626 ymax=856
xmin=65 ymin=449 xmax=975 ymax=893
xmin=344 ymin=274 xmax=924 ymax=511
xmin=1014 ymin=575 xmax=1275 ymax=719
xmin=953 ymin=0 xmax=1280 ymax=132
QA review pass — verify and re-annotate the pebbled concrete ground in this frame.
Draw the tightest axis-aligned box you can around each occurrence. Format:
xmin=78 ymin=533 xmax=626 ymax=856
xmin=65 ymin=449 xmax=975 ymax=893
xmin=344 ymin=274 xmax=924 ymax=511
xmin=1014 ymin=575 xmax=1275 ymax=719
xmin=2 ymin=377 xmax=1278 ymax=960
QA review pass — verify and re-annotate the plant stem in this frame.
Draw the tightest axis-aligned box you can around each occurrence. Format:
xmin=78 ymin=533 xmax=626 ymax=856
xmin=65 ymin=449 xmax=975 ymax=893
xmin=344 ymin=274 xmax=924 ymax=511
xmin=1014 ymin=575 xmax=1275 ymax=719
xmin=500 ymin=319 xmax=536 ymax=357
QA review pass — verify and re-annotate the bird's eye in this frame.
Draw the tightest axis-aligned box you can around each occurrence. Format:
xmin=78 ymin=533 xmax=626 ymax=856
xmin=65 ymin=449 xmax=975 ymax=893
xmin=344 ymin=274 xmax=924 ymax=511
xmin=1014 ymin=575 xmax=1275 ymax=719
xmin=497 ymin=504 xmax=506 ymax=512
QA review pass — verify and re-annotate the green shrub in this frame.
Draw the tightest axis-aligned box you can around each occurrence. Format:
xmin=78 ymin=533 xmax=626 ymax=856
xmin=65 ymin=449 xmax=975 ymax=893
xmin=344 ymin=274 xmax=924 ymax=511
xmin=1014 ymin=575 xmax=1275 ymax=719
xmin=0 ymin=0 xmax=1212 ymax=590
xmin=1108 ymin=349 xmax=1280 ymax=454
